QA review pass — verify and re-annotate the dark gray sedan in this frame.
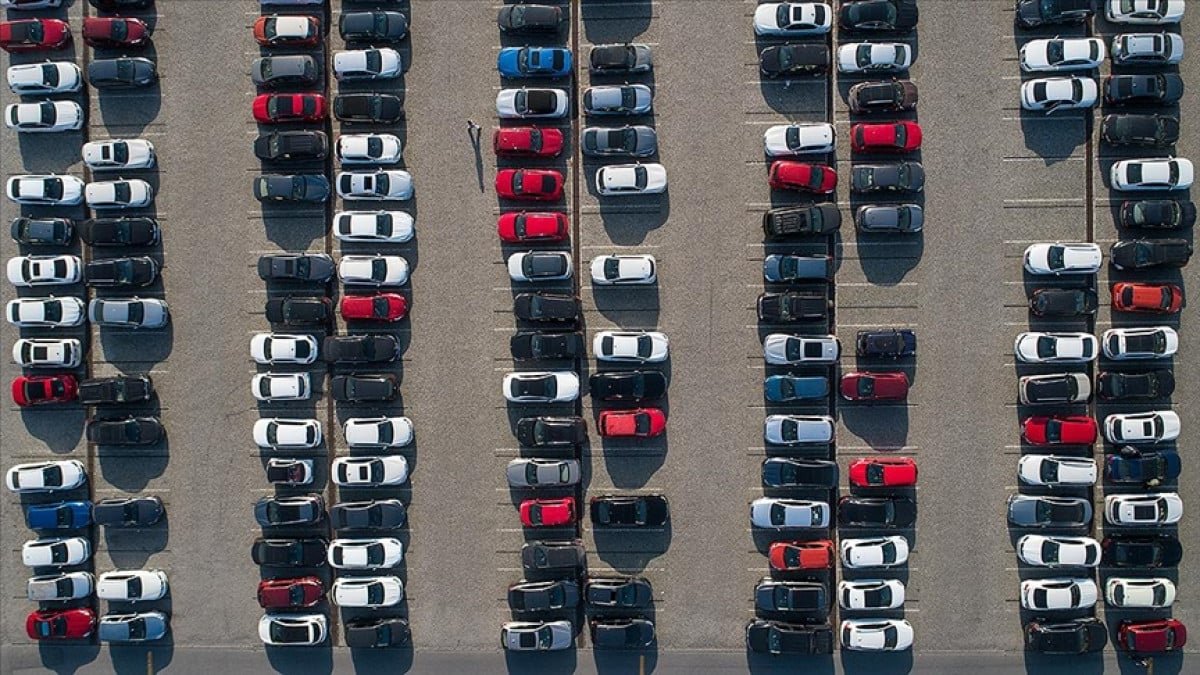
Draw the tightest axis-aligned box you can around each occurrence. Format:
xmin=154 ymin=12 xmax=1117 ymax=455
xmin=591 ymin=619 xmax=655 ymax=648
xmin=256 ymin=254 xmax=335 ymax=282
xmin=254 ymin=494 xmax=325 ymax=527
xmin=508 ymin=579 xmax=580 ymax=612
xmin=851 ymin=162 xmax=925 ymax=193
xmin=855 ymin=204 xmax=924 ymax=233
xmin=87 ymin=58 xmax=156 ymax=89
xmin=584 ymin=577 xmax=652 ymax=608
xmin=581 ymin=125 xmax=657 ymax=158
xmin=93 ymin=496 xmax=164 ymax=527
xmin=330 ymin=499 xmax=407 ymax=530
xmin=1007 ymin=494 xmax=1092 ymax=528
xmin=251 ymin=55 xmax=320 ymax=88
xmin=254 ymin=174 xmax=330 ymax=203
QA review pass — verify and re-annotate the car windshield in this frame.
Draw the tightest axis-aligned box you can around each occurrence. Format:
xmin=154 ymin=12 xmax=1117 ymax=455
xmin=115 ymin=60 xmax=134 ymax=81
xmin=856 ymin=44 xmax=872 ymax=66
xmin=109 ymin=19 xmax=128 ymax=40
xmin=364 ymin=51 xmax=382 ymax=73
xmin=769 ymin=503 xmax=787 ymax=525
xmin=1036 ymin=337 xmax=1057 ymax=358
xmin=112 ymin=182 xmax=131 ymax=203
xmin=1044 ymin=420 xmax=1062 ymax=442
xmin=1040 ymin=460 xmax=1059 ymax=483
xmin=366 ymin=137 xmax=382 ymax=157
xmin=857 ymin=377 xmax=875 ymax=397
xmin=807 ymin=167 xmax=825 ymax=189
xmin=372 ymin=258 xmax=387 ymax=279
xmin=866 ymin=464 xmax=885 ymax=484
xmin=1046 ymin=41 xmax=1064 ymax=65
xmin=537 ymin=626 xmax=554 ymax=648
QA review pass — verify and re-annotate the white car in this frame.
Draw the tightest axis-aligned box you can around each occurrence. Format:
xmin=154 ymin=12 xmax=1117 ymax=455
xmin=7 ymin=62 xmax=82 ymax=95
xmin=763 ymin=123 xmax=835 ymax=157
xmin=1104 ymin=410 xmax=1180 ymax=444
xmin=1106 ymin=577 xmax=1176 ymax=608
xmin=7 ymin=255 xmax=82 ymax=287
xmin=258 ymin=614 xmax=327 ymax=646
xmin=1022 ymin=242 xmax=1102 ymax=274
xmin=840 ymin=536 xmax=909 ymax=569
xmin=1105 ymin=0 xmax=1184 ymax=24
xmin=592 ymin=331 xmax=669 ymax=363
xmin=338 ymin=255 xmax=410 ymax=286
xmin=1105 ymin=493 xmax=1183 ymax=526
xmin=343 ymin=416 xmax=414 ymax=448
xmin=86 ymin=180 xmax=154 ymax=209
xmin=841 ymin=619 xmax=914 ymax=651
xmin=590 ymin=254 xmax=656 ymax=285
xmin=333 ymin=211 xmax=414 ymax=243
xmin=764 ymin=414 xmax=834 ymax=445
xmin=753 ymin=2 xmax=833 ymax=35
xmin=97 ymin=570 xmax=168 ymax=602
xmin=332 ymin=456 xmax=409 ymax=487
xmin=253 ymin=418 xmax=322 ymax=449
xmin=508 ymin=251 xmax=573 ymax=282
xmin=1019 ymin=38 xmax=1106 ymax=72
xmin=6 ymin=460 xmax=86 ymax=493
xmin=7 ymin=175 xmax=84 ymax=205
xmin=333 ymin=48 xmax=402 ymax=81
xmin=1016 ymin=535 xmax=1101 ymax=568
xmin=22 ymin=537 xmax=91 ymax=568
xmin=327 ymin=538 xmax=404 ymax=569
xmin=12 ymin=338 xmax=82 ymax=368
xmin=336 ymin=171 xmax=413 ymax=200
xmin=336 ymin=134 xmax=403 ymax=165
xmin=331 ymin=576 xmax=403 ymax=608
xmin=1017 ymin=455 xmax=1097 ymax=486
xmin=502 ymin=621 xmax=574 ymax=651
xmin=595 ymin=163 xmax=667 ymax=196
xmin=1020 ymin=578 xmax=1098 ymax=611
xmin=583 ymin=84 xmax=652 ymax=115
xmin=251 ymin=333 xmax=318 ymax=365
xmin=251 ymin=373 xmax=311 ymax=401
xmin=1020 ymin=77 xmax=1098 ymax=112
xmin=6 ymin=297 xmax=85 ymax=328
xmin=496 ymin=88 xmax=570 ymax=119
xmin=1112 ymin=33 xmax=1183 ymax=65
xmin=265 ymin=458 xmax=313 ymax=486
xmin=763 ymin=333 xmax=840 ymax=365
xmin=503 ymin=371 xmax=580 ymax=403
xmin=1013 ymin=332 xmax=1098 ymax=364
xmin=1110 ymin=158 xmax=1193 ymax=191
xmin=750 ymin=497 xmax=830 ymax=529
xmin=83 ymin=140 xmax=156 ymax=171
xmin=837 ymin=43 xmax=912 ymax=74
xmin=88 ymin=297 xmax=169 ymax=329
xmin=1102 ymin=326 xmax=1178 ymax=359
xmin=838 ymin=579 xmax=905 ymax=610
xmin=27 ymin=572 xmax=93 ymax=602
xmin=5 ymin=101 xmax=83 ymax=132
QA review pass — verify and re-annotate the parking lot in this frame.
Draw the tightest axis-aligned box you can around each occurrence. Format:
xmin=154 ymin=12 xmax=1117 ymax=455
xmin=3 ymin=0 xmax=1200 ymax=673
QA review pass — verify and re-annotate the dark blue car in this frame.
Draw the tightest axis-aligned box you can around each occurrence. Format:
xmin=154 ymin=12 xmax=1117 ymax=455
xmin=764 ymin=375 xmax=829 ymax=402
xmin=1106 ymin=449 xmax=1181 ymax=486
xmin=498 ymin=47 xmax=573 ymax=78
xmin=26 ymin=501 xmax=93 ymax=530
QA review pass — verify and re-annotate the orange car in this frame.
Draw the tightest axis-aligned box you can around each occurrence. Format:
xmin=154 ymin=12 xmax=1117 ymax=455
xmin=1112 ymin=282 xmax=1183 ymax=314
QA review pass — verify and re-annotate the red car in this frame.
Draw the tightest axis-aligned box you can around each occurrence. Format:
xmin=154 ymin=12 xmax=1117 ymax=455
xmin=768 ymin=540 xmax=834 ymax=572
xmin=1119 ymin=619 xmax=1186 ymax=654
xmin=848 ymin=457 xmax=918 ymax=487
xmin=253 ymin=14 xmax=320 ymax=47
xmin=496 ymin=169 xmax=564 ymax=201
xmin=1111 ymin=282 xmax=1184 ymax=314
xmin=840 ymin=372 xmax=909 ymax=402
xmin=497 ymin=211 xmax=568 ymax=243
xmin=0 ymin=19 xmax=71 ymax=53
xmin=82 ymin=17 xmax=150 ymax=48
xmin=598 ymin=408 xmax=666 ymax=438
xmin=26 ymin=608 xmax=95 ymax=640
xmin=519 ymin=497 xmax=575 ymax=527
xmin=851 ymin=121 xmax=922 ymax=153
xmin=253 ymin=93 xmax=326 ymax=124
xmin=12 ymin=374 xmax=78 ymax=407
xmin=1022 ymin=415 xmax=1097 ymax=446
xmin=256 ymin=576 xmax=324 ymax=609
xmin=767 ymin=161 xmax=837 ymax=194
xmin=493 ymin=126 xmax=564 ymax=157
xmin=340 ymin=293 xmax=408 ymax=322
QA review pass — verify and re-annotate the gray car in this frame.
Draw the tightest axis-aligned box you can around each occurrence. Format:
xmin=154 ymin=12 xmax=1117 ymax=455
xmin=508 ymin=579 xmax=580 ymax=612
xmin=589 ymin=44 xmax=653 ymax=73
xmin=855 ymin=204 xmax=924 ymax=233
xmin=501 ymin=620 xmax=573 ymax=651
xmin=582 ymin=85 xmax=652 ymax=116
xmin=581 ymin=126 xmax=657 ymax=158
xmin=1007 ymin=494 xmax=1093 ymax=528
xmin=98 ymin=611 xmax=169 ymax=643
xmin=505 ymin=459 xmax=581 ymax=488
xmin=252 ymin=55 xmax=320 ymax=88
xmin=88 ymin=297 xmax=168 ymax=329
xmin=87 ymin=58 xmax=156 ymax=89
xmin=763 ymin=254 xmax=833 ymax=282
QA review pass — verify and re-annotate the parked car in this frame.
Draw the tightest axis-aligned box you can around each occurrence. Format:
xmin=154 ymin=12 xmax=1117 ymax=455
xmin=597 ymin=408 xmax=666 ymax=438
xmin=584 ymin=577 xmax=652 ymax=608
xmin=336 ymin=171 xmax=413 ymax=201
xmin=1104 ymin=74 xmax=1184 ymax=105
xmin=344 ymin=618 xmax=409 ymax=649
xmin=762 ymin=458 xmax=838 ymax=489
xmin=25 ymin=501 xmax=90 ymax=530
xmin=1102 ymin=115 xmax=1179 ymax=147
xmin=1117 ymin=619 xmax=1187 ymax=654
xmin=1019 ymin=38 xmax=1105 ymax=72
xmin=86 ymin=417 xmax=164 ymax=445
xmin=83 ymin=140 xmax=155 ymax=172
xmin=22 ymin=537 xmax=91 ymax=567
xmin=330 ymin=500 xmax=407 ymax=531
xmin=590 ymin=495 xmax=669 ymax=527
xmin=516 ymin=416 xmax=586 ymax=447
xmin=332 ymin=457 xmax=409 ymax=488
xmin=593 ymin=330 xmax=668 ymax=362
xmin=851 ymin=122 xmax=922 ymax=153
xmin=1029 ymin=288 xmax=1098 ymax=316
xmin=257 ymin=577 xmax=323 ymax=609
xmin=841 ymin=536 xmax=909 ymax=569
xmin=841 ymin=619 xmax=914 ymax=651
xmin=26 ymin=609 xmax=95 ymax=640
xmin=757 ymin=292 xmax=830 ymax=323
xmin=254 ymin=14 xmax=319 ymax=46
xmin=521 ymin=540 xmax=586 ymax=572
xmin=1019 ymin=373 xmax=1091 ymax=404
xmin=1021 ymin=415 xmax=1097 ymax=445
xmin=1013 ymin=332 xmax=1098 ymax=363
xmin=330 ymin=374 xmax=398 ymax=403
xmin=1105 ymin=493 xmax=1182 ymax=526
xmin=520 ymin=497 xmax=575 ymax=528
xmin=514 ymin=292 xmax=579 ymax=323
xmin=266 ymin=459 xmax=313 ymax=486
xmin=769 ymin=540 xmax=835 ymax=572
xmin=1105 ymin=410 xmax=1181 ymax=445
xmin=1112 ymin=33 xmax=1183 ymax=66
xmin=855 ymin=204 xmax=923 ymax=233
xmin=79 ymin=217 xmax=159 ymax=247
xmin=856 ymin=329 xmax=916 ymax=358
xmin=1020 ymin=578 xmax=1098 ymax=611
xmin=339 ymin=255 xmax=410 ymax=286
xmin=1105 ymin=0 xmax=1184 ymax=24
xmin=322 ymin=335 xmax=400 ymax=363
xmin=78 ymin=375 xmax=153 ymax=404
xmin=333 ymin=93 xmax=403 ymax=123
xmin=88 ymin=57 xmax=156 ymax=88
xmin=848 ymin=79 xmax=918 ymax=113
xmin=1007 ymin=494 xmax=1092 ymax=528
xmin=1107 ymin=577 xmax=1176 ymax=609
xmin=837 ymin=42 xmax=912 ymax=73
xmin=590 ymin=254 xmax=656 ymax=284
xmin=98 ymin=612 xmax=168 ymax=643
xmin=496 ymin=168 xmax=564 ymax=201
xmin=27 ymin=573 xmax=93 ymax=602
xmin=12 ymin=339 xmax=81 ymax=369
xmin=596 ymin=163 xmax=667 ymax=196
xmin=1025 ymin=618 xmax=1108 ymax=654
xmin=7 ymin=255 xmax=81 ymax=287
xmin=502 ymin=621 xmax=573 ymax=651
xmin=497 ymin=3 xmax=563 ymax=33
xmin=96 ymin=570 xmax=168 ymax=602
xmin=755 ymin=578 xmax=829 ymax=614
xmin=10 ymin=217 xmax=73 ymax=246
xmin=496 ymin=88 xmax=569 ymax=119
xmin=768 ymin=161 xmax=836 ymax=194
xmin=494 ymin=126 xmax=564 ymax=158
xmin=763 ymin=374 xmax=828 ymax=402
xmin=508 ymin=579 xmax=580 ymax=612
xmin=334 ymin=212 xmax=414 ymax=244
xmin=582 ymin=84 xmax=652 ymax=116
xmin=255 ymin=131 xmax=328 ymax=162
xmin=838 ymin=496 xmax=916 ymax=528
xmin=1102 ymin=535 xmax=1182 ymax=568
xmin=753 ymin=2 xmax=834 ymax=35
xmin=839 ymin=0 xmax=918 ymax=31
xmin=6 ymin=297 xmax=85 ymax=328
xmin=750 ymin=497 xmax=830 ymax=529
xmin=258 ymin=614 xmax=326 ymax=646
xmin=333 ymin=48 xmax=402 ymax=81
xmin=1111 ymin=159 xmax=1193 ymax=192
xmin=332 ymin=576 xmax=403 ymax=608
xmin=254 ymin=495 xmax=324 ymax=528
xmin=339 ymin=10 xmax=407 ymax=41
xmin=251 ymin=333 xmax=318 ymax=365
xmin=850 ymin=162 xmax=924 ymax=193
xmin=252 ymin=55 xmax=319 ymax=89
xmin=589 ymin=371 xmax=666 ymax=402
xmin=1111 ymin=239 xmax=1192 ymax=272
xmin=5 ymin=101 xmax=83 ymax=132
xmin=840 ymin=371 xmax=909 ymax=402
xmin=83 ymin=16 xmax=148 ymax=46
xmin=1018 ymin=456 xmax=1097 ymax=487
xmin=88 ymin=297 xmax=168 ymax=329
xmin=1106 ymin=447 xmax=1180 ymax=485
xmin=1102 ymin=326 xmax=1178 ymax=359
xmin=336 ymin=133 xmax=403 ymax=165
xmin=1020 ymin=77 xmax=1098 ymax=112
xmin=0 ymin=18 xmax=70 ymax=52
xmin=1120 ymin=199 xmax=1195 ymax=229
xmin=7 ymin=62 xmax=81 ymax=95
xmin=847 ymin=457 xmax=917 ymax=487
xmin=11 ymin=374 xmax=77 ymax=406
xmin=589 ymin=43 xmax=652 ymax=74
xmin=498 ymin=212 xmax=568 ymax=243
xmin=746 ymin=620 xmax=834 ymax=655
xmin=506 ymin=459 xmax=581 ymax=489
xmin=257 ymin=254 xmax=334 ymax=283
xmin=839 ymin=579 xmax=905 ymax=610
xmin=253 ymin=93 xmax=326 ymax=124
xmin=253 ymin=418 xmax=322 ymax=449
xmin=7 ymin=175 xmax=84 ymax=205
xmin=764 ymin=415 xmax=834 ymax=445
xmin=759 ymin=43 xmax=829 ymax=78
xmin=343 ymin=417 xmax=413 ymax=448
xmin=1015 ymin=0 xmax=1093 ymax=27
xmin=503 ymin=371 xmax=580 ymax=403
xmin=582 ymin=125 xmax=657 ymax=158
xmin=327 ymin=538 xmax=403 ymax=569
xmin=92 ymin=496 xmax=163 ymax=527
xmin=85 ymin=257 xmax=159 ymax=289
xmin=498 ymin=46 xmax=572 ymax=78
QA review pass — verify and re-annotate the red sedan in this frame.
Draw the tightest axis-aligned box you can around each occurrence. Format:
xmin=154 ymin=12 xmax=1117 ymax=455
xmin=1112 ymin=282 xmax=1184 ymax=314
xmin=768 ymin=540 xmax=834 ymax=572
xmin=493 ymin=126 xmax=564 ymax=157
xmin=26 ymin=608 xmax=95 ymax=640
xmin=1022 ymin=415 xmax=1097 ymax=446
xmin=851 ymin=121 xmax=923 ymax=153
xmin=519 ymin=497 xmax=575 ymax=528
xmin=598 ymin=408 xmax=666 ymax=438
xmin=497 ymin=211 xmax=568 ymax=243
xmin=1119 ymin=619 xmax=1186 ymax=654
xmin=0 ymin=19 xmax=71 ymax=53
xmin=253 ymin=14 xmax=320 ymax=47
xmin=848 ymin=457 xmax=918 ymax=487
xmin=12 ymin=374 xmax=78 ymax=407
xmin=253 ymin=93 xmax=326 ymax=124
xmin=767 ymin=161 xmax=837 ymax=194
xmin=840 ymin=371 xmax=909 ymax=402
xmin=82 ymin=17 xmax=150 ymax=48
xmin=257 ymin=577 xmax=324 ymax=609
xmin=496 ymin=169 xmax=564 ymax=201
xmin=340 ymin=293 xmax=408 ymax=322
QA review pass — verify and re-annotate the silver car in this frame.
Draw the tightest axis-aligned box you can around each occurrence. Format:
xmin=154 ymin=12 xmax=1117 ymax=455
xmin=88 ymin=297 xmax=168 ymax=329
xmin=581 ymin=125 xmax=657 ymax=158
xmin=582 ymin=84 xmax=652 ymax=116
xmin=764 ymin=415 xmax=834 ymax=445
xmin=501 ymin=620 xmax=574 ymax=651
xmin=506 ymin=459 xmax=581 ymax=488
xmin=763 ymin=334 xmax=839 ymax=365
xmin=99 ymin=611 xmax=169 ymax=642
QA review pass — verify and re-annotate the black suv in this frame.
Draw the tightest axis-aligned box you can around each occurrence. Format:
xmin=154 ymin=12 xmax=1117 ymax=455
xmin=78 ymin=375 xmax=153 ymax=405
xmin=86 ymin=417 xmax=163 ymax=445
xmin=87 ymin=57 xmax=156 ymax=88
xmin=759 ymin=44 xmax=829 ymax=78
xmin=516 ymin=416 xmax=587 ymax=447
xmin=510 ymin=331 xmax=582 ymax=360
xmin=1101 ymin=114 xmax=1180 ymax=147
xmin=85 ymin=256 xmax=158 ymax=288
xmin=330 ymin=500 xmax=407 ymax=530
xmin=761 ymin=458 xmax=839 ymax=488
xmin=746 ymin=620 xmax=834 ymax=655
xmin=334 ymin=93 xmax=404 ymax=123
xmin=1110 ymin=238 xmax=1192 ymax=270
xmin=257 ymin=254 xmax=335 ymax=283
xmin=762 ymin=204 xmax=841 ymax=238
xmin=11 ymin=217 xmax=72 ymax=246
xmin=590 ymin=495 xmax=669 ymax=527
xmin=1104 ymin=74 xmax=1184 ymax=106
xmin=1024 ymin=619 xmax=1107 ymax=654
xmin=322 ymin=335 xmax=400 ymax=363
xmin=755 ymin=579 xmax=829 ymax=614
xmin=1101 ymin=536 xmax=1183 ymax=568
xmin=339 ymin=11 xmax=408 ymax=42
xmin=79 ymin=217 xmax=159 ymax=246
xmin=757 ymin=292 xmax=830 ymax=323
xmin=855 ymin=329 xmax=916 ymax=358
xmin=851 ymin=162 xmax=925 ymax=193
xmin=1120 ymin=200 xmax=1196 ymax=230
xmin=265 ymin=296 xmax=332 ymax=326
xmin=254 ymin=131 xmax=329 ymax=162
xmin=92 ymin=496 xmax=164 ymax=527
xmin=848 ymin=79 xmax=918 ymax=114
xmin=497 ymin=3 xmax=563 ymax=33
xmin=839 ymin=0 xmax=919 ymax=32
xmin=250 ymin=538 xmax=327 ymax=567
xmin=838 ymin=496 xmax=916 ymax=528
xmin=330 ymin=374 xmax=398 ymax=402
xmin=1015 ymin=0 xmax=1093 ymax=27
xmin=589 ymin=370 xmax=667 ymax=402
xmin=344 ymin=618 xmax=411 ymax=648
xmin=514 ymin=292 xmax=579 ymax=323
xmin=584 ymin=577 xmax=652 ymax=609
xmin=521 ymin=539 xmax=586 ymax=572
xmin=1029 ymin=288 xmax=1099 ymax=317
xmin=1097 ymin=369 xmax=1174 ymax=401
xmin=254 ymin=174 xmax=330 ymax=203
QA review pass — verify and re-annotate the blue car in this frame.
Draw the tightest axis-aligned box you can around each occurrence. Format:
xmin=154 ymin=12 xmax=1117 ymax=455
xmin=1106 ymin=449 xmax=1181 ymax=486
xmin=26 ymin=501 xmax=93 ymax=530
xmin=764 ymin=375 xmax=829 ymax=403
xmin=497 ymin=47 xmax=573 ymax=78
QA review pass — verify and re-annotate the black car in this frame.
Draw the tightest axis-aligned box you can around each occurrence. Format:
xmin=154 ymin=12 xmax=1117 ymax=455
xmin=590 ymin=495 xmax=669 ymax=528
xmin=757 ymin=292 xmax=830 ymax=323
xmin=1102 ymin=536 xmax=1183 ymax=568
xmin=79 ymin=217 xmax=159 ymax=246
xmin=589 ymin=44 xmax=652 ymax=74
xmin=1101 ymin=115 xmax=1180 ymax=147
xmin=252 ymin=55 xmax=320 ymax=89
xmin=85 ymin=416 xmax=163 ymax=445
xmin=837 ymin=496 xmax=916 ymax=528
xmin=514 ymin=292 xmax=579 ymax=324
xmin=855 ymin=329 xmax=916 ymax=358
xmin=589 ymin=370 xmax=667 ymax=402
xmin=521 ymin=539 xmax=586 ymax=572
xmin=254 ymin=174 xmax=330 ymax=203
xmin=510 ymin=331 xmax=582 ymax=361
xmin=746 ymin=620 xmax=835 ymax=655
xmin=762 ymin=204 xmax=841 ymax=238
xmin=839 ymin=0 xmax=919 ymax=31
xmin=508 ymin=579 xmax=580 ymax=612
xmin=516 ymin=416 xmax=586 ymax=447
xmin=584 ymin=577 xmax=652 ymax=609
xmin=1024 ymin=618 xmax=1107 ymax=654
xmin=855 ymin=204 xmax=923 ymax=233
xmin=92 ymin=496 xmax=163 ymax=527
xmin=11 ymin=217 xmax=72 ymax=246
xmin=1110 ymin=238 xmax=1192 ymax=270
xmin=497 ymin=3 xmax=562 ymax=33
xmin=1015 ymin=0 xmax=1092 ymax=27
xmin=1028 ymin=288 xmax=1099 ymax=317
xmin=334 ymin=93 xmax=405 ymax=123
xmin=1098 ymin=369 xmax=1174 ymax=401
xmin=591 ymin=619 xmax=655 ymax=648
xmin=848 ymin=80 xmax=918 ymax=115
xmin=851 ymin=162 xmax=924 ymax=193
xmin=322 ymin=335 xmax=399 ymax=363
xmin=330 ymin=499 xmax=407 ymax=530
xmin=1106 ymin=447 xmax=1181 ymax=486
xmin=254 ymin=495 xmax=325 ymax=527
xmin=89 ymin=0 xmax=153 ymax=8
xmin=344 ymin=617 xmax=411 ymax=648
xmin=250 ymin=538 xmax=327 ymax=567
xmin=87 ymin=57 xmax=156 ymax=89
xmin=254 ymin=131 xmax=329 ymax=162
xmin=78 ymin=375 xmax=153 ymax=405
xmin=257 ymin=254 xmax=335 ymax=283
xmin=339 ymin=10 xmax=408 ymax=41
xmin=755 ymin=579 xmax=829 ymax=614
xmin=761 ymin=458 xmax=839 ymax=489
xmin=1104 ymin=74 xmax=1184 ymax=106
xmin=759 ymin=44 xmax=829 ymax=78
xmin=1120 ymin=200 xmax=1196 ymax=229
xmin=330 ymin=374 xmax=399 ymax=402
xmin=265 ymin=296 xmax=332 ymax=326
xmin=85 ymin=256 xmax=158 ymax=288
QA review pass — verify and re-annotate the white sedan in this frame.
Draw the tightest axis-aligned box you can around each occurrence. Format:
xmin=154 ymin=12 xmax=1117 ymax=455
xmin=595 ymin=163 xmax=667 ymax=196
xmin=750 ymin=497 xmax=830 ymax=529
xmin=838 ymin=579 xmax=905 ymax=610
xmin=331 ymin=576 xmax=403 ymax=608
xmin=1110 ymin=158 xmax=1193 ymax=191
xmin=1105 ymin=493 xmax=1183 ymax=526
xmin=336 ymin=170 xmax=413 ymax=200
xmin=258 ymin=614 xmax=326 ymax=646
xmin=83 ymin=139 xmax=156 ymax=171
xmin=251 ymin=333 xmax=319 ymax=365
xmin=251 ymin=373 xmax=311 ymax=401
xmin=753 ymin=2 xmax=833 ymax=35
xmin=12 ymin=338 xmax=82 ymax=368
xmin=1105 ymin=0 xmax=1184 ymax=24
xmin=1017 ymin=455 xmax=1097 ymax=486
xmin=343 ymin=416 xmax=414 ymax=448
xmin=333 ymin=211 xmax=414 ymax=243
xmin=97 ymin=570 xmax=168 ymax=602
xmin=7 ymin=62 xmax=82 ymax=95
xmin=1023 ymin=243 xmax=1102 ymax=274
xmin=338 ymin=255 xmax=410 ymax=286
xmin=590 ymin=254 xmax=656 ymax=285
xmin=1019 ymin=38 xmax=1106 ymax=72
xmin=763 ymin=123 xmax=836 ymax=156
xmin=1014 ymin=332 xmax=1098 ymax=364
xmin=5 ymin=101 xmax=83 ymax=132
xmin=840 ymin=536 xmax=909 ymax=569
xmin=592 ymin=331 xmax=669 ymax=363
xmin=6 ymin=460 xmax=86 ymax=493
xmin=336 ymin=134 xmax=403 ymax=165
xmin=508 ymin=251 xmax=573 ymax=282
xmin=1104 ymin=411 xmax=1180 ymax=444
xmin=496 ymin=88 xmax=570 ymax=119
xmin=6 ymin=297 xmax=85 ymax=328
xmin=253 ymin=418 xmax=322 ymax=449
xmin=1017 ymin=535 xmax=1101 ymax=568
xmin=22 ymin=537 xmax=91 ymax=568
xmin=837 ymin=43 xmax=912 ymax=74
xmin=1020 ymin=77 xmax=1098 ymax=112
xmin=841 ymin=619 xmax=914 ymax=651
xmin=1020 ymin=578 xmax=1098 ymax=611
xmin=333 ymin=456 xmax=409 ymax=487
xmin=1102 ymin=326 xmax=1178 ymax=359
xmin=6 ymin=175 xmax=84 ymax=205
xmin=1106 ymin=577 xmax=1176 ymax=608
xmin=503 ymin=371 xmax=580 ymax=403
xmin=333 ymin=48 xmax=402 ymax=81
xmin=7 ymin=255 xmax=82 ymax=287
xmin=327 ymin=538 xmax=403 ymax=569
xmin=86 ymin=179 xmax=154 ymax=209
